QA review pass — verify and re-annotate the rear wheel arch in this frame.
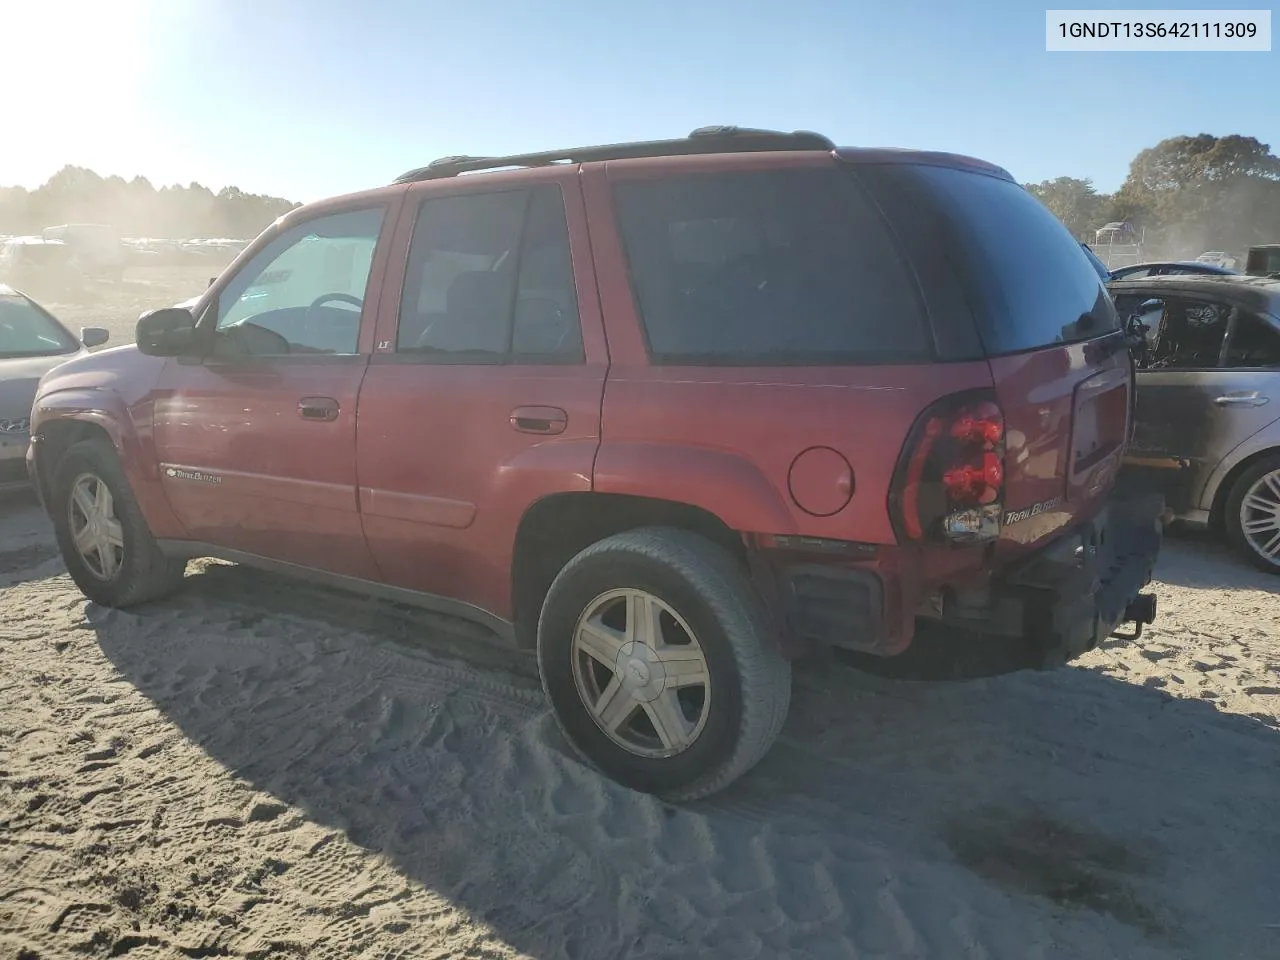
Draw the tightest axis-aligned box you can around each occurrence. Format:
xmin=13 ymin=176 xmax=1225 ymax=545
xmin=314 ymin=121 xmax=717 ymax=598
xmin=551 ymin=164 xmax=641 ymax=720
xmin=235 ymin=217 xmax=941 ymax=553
xmin=510 ymin=492 xmax=748 ymax=650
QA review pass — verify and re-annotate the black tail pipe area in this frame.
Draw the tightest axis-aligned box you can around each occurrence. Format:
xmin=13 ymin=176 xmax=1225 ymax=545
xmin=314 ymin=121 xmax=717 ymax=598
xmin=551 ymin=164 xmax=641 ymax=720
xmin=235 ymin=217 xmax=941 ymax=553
xmin=1123 ymin=592 xmax=1157 ymax=625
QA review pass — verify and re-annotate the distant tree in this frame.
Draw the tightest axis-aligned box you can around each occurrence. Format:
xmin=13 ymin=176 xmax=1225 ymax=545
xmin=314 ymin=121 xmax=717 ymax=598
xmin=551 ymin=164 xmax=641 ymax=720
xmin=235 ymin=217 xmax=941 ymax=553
xmin=1026 ymin=176 xmax=1106 ymax=239
xmin=0 ymin=165 xmax=297 ymax=240
xmin=1113 ymin=134 xmax=1280 ymax=253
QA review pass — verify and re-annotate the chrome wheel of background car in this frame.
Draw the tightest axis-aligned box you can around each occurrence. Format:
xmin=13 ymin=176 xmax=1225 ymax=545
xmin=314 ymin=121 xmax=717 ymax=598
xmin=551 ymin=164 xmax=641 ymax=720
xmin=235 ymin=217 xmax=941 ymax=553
xmin=67 ymin=472 xmax=125 ymax=580
xmin=571 ymin=587 xmax=712 ymax=759
xmin=1239 ymin=468 xmax=1280 ymax=565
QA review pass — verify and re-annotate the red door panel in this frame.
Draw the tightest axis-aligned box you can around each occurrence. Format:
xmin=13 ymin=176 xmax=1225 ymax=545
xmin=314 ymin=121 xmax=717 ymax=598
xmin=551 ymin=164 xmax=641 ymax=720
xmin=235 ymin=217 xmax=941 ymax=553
xmin=355 ymin=167 xmax=607 ymax=620
xmin=153 ymin=357 xmax=376 ymax=577
xmin=151 ymin=198 xmax=403 ymax=579
xmin=356 ymin=364 xmax=604 ymax=615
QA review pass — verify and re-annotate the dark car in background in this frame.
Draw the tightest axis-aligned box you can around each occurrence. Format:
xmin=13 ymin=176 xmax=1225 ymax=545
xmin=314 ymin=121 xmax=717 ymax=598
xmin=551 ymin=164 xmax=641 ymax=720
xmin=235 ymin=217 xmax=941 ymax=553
xmin=0 ymin=284 xmax=109 ymax=489
xmin=1245 ymin=245 xmax=1280 ymax=279
xmin=1110 ymin=261 xmax=1237 ymax=282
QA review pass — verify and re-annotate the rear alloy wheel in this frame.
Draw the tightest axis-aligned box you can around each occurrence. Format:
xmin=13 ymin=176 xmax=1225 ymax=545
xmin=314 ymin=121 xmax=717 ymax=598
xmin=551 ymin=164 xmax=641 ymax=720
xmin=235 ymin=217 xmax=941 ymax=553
xmin=1225 ymin=454 xmax=1280 ymax=574
xmin=571 ymin=587 xmax=713 ymax=759
xmin=537 ymin=527 xmax=791 ymax=801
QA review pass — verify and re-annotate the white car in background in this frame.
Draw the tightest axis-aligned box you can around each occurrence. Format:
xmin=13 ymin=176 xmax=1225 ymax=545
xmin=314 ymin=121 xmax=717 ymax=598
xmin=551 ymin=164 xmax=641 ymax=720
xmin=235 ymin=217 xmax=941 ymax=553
xmin=1196 ymin=251 xmax=1238 ymax=270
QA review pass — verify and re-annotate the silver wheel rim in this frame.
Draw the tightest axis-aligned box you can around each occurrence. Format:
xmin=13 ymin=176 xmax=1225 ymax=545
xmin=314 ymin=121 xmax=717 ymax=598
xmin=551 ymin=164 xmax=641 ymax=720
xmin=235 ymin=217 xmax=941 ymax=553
xmin=1239 ymin=468 xmax=1280 ymax=565
xmin=67 ymin=472 xmax=125 ymax=580
xmin=571 ymin=587 xmax=712 ymax=759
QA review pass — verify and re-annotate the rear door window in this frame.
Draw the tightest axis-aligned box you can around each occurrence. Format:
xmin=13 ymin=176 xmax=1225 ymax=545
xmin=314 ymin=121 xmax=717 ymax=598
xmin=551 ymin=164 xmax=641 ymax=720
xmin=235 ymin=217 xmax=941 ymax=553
xmin=1224 ymin=309 xmax=1280 ymax=367
xmin=397 ymin=185 xmax=583 ymax=362
xmin=611 ymin=168 xmax=929 ymax=365
xmin=897 ymin=165 xmax=1118 ymax=355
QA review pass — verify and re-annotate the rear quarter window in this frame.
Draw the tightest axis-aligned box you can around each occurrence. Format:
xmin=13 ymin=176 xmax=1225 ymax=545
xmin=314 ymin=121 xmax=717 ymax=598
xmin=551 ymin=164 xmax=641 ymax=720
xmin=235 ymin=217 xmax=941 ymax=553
xmin=901 ymin=165 xmax=1118 ymax=355
xmin=611 ymin=168 xmax=930 ymax=365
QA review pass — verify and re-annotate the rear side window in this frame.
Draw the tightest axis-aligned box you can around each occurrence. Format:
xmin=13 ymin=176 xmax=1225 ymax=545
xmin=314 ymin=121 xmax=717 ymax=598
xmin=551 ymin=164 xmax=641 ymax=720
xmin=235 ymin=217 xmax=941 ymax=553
xmin=904 ymin=165 xmax=1118 ymax=355
xmin=612 ymin=169 xmax=929 ymax=365
xmin=1225 ymin=309 xmax=1280 ymax=367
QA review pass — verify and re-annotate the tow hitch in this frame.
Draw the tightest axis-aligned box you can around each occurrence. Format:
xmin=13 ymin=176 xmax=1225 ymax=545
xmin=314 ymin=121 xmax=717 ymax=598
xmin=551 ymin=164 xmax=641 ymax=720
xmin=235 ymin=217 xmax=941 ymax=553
xmin=1111 ymin=592 xmax=1158 ymax=641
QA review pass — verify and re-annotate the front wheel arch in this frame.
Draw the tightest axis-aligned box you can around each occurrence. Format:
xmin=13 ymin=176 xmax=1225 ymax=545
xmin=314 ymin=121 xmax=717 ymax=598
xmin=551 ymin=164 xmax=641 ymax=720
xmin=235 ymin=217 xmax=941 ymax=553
xmin=35 ymin=420 xmax=117 ymax=509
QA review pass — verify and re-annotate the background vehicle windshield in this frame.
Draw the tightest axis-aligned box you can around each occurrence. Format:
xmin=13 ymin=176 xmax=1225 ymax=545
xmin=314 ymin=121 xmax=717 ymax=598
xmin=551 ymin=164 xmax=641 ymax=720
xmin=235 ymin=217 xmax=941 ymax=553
xmin=0 ymin=294 xmax=80 ymax=358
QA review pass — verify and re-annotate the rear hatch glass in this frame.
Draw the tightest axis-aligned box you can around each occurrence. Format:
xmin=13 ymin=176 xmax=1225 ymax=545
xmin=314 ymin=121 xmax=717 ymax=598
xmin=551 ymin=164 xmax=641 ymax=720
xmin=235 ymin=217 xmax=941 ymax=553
xmin=901 ymin=164 xmax=1119 ymax=353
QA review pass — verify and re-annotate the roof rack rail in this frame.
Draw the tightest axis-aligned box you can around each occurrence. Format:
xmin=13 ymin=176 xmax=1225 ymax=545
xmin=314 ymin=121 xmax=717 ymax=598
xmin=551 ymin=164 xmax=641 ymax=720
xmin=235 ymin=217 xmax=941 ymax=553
xmin=392 ymin=126 xmax=836 ymax=184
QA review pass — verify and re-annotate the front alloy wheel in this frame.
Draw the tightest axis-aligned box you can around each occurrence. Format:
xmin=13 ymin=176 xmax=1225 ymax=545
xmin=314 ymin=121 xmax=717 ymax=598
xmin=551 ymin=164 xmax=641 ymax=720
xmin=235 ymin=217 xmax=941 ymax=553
xmin=51 ymin=437 xmax=187 ymax=607
xmin=67 ymin=472 xmax=126 ymax=580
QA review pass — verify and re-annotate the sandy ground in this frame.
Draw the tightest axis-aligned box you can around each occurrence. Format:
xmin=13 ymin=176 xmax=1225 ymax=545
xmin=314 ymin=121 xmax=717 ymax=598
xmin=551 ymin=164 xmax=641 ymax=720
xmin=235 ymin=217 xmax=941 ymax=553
xmin=1 ymin=493 xmax=1277 ymax=960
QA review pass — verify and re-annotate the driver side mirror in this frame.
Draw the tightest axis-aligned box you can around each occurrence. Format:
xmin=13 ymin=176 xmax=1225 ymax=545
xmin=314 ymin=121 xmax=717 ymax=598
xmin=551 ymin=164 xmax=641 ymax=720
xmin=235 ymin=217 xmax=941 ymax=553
xmin=137 ymin=307 xmax=197 ymax=357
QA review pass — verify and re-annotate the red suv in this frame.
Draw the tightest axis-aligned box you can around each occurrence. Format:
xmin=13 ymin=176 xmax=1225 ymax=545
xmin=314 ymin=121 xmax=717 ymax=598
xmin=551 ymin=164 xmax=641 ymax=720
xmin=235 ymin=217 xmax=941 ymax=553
xmin=27 ymin=127 xmax=1161 ymax=800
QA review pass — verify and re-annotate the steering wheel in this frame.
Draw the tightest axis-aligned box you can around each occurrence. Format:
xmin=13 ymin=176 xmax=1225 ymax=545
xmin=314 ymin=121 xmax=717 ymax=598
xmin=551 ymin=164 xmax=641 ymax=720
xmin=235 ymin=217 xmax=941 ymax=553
xmin=309 ymin=292 xmax=364 ymax=311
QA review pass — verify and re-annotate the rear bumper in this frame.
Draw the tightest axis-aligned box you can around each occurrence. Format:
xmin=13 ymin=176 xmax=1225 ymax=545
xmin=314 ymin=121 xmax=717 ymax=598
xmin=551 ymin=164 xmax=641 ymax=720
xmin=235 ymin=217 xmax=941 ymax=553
xmin=995 ymin=491 xmax=1163 ymax=664
xmin=765 ymin=490 xmax=1163 ymax=665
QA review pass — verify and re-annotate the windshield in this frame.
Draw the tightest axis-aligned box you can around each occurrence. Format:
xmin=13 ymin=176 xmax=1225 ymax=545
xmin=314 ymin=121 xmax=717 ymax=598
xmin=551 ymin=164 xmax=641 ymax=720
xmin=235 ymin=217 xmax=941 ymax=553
xmin=0 ymin=294 xmax=80 ymax=358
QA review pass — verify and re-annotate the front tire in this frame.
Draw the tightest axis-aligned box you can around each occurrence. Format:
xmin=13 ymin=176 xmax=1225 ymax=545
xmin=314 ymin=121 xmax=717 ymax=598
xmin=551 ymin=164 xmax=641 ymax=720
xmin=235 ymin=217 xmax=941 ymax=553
xmin=50 ymin=437 xmax=187 ymax=606
xmin=536 ymin=527 xmax=791 ymax=801
xmin=1225 ymin=454 xmax=1280 ymax=574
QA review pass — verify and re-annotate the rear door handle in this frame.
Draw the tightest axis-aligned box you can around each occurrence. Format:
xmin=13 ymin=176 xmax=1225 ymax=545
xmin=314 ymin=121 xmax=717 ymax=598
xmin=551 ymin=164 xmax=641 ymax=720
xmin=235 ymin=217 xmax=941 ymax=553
xmin=298 ymin=396 xmax=340 ymax=421
xmin=510 ymin=405 xmax=567 ymax=435
xmin=1214 ymin=392 xmax=1269 ymax=407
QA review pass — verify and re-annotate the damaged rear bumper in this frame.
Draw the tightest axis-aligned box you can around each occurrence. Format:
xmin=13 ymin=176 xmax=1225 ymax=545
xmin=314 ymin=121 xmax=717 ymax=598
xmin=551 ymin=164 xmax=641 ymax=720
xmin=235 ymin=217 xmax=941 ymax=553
xmin=967 ymin=491 xmax=1164 ymax=665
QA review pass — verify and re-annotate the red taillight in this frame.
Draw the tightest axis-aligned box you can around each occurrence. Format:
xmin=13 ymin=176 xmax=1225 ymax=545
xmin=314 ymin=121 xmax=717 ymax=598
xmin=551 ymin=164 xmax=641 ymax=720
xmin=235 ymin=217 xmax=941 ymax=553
xmin=889 ymin=392 xmax=1006 ymax=544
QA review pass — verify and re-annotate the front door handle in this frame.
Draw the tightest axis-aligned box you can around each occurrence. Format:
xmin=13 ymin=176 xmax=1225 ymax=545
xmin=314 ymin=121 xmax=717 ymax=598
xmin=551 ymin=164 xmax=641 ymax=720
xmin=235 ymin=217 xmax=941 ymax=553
xmin=1214 ymin=392 xmax=1269 ymax=407
xmin=510 ymin=405 xmax=567 ymax=435
xmin=298 ymin=396 xmax=340 ymax=421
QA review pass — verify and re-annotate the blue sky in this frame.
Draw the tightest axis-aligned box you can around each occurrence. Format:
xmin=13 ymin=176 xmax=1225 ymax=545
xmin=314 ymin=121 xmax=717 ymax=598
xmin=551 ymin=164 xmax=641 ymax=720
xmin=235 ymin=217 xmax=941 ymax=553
xmin=7 ymin=0 xmax=1276 ymax=202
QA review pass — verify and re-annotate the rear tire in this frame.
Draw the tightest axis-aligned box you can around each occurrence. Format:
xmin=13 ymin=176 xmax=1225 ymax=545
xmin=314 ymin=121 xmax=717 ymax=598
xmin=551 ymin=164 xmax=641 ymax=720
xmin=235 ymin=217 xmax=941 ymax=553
xmin=1224 ymin=453 xmax=1280 ymax=575
xmin=536 ymin=527 xmax=791 ymax=801
xmin=50 ymin=438 xmax=187 ymax=606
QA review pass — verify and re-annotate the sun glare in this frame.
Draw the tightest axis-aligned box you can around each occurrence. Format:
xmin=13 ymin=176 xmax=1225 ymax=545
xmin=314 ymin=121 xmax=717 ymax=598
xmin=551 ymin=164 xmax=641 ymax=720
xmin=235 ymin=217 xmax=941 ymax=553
xmin=4 ymin=0 xmax=164 ymax=185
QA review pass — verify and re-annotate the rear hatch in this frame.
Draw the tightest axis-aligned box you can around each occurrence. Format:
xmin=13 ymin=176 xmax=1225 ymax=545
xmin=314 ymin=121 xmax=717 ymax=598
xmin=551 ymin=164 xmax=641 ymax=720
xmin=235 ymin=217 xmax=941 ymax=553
xmin=852 ymin=160 xmax=1130 ymax=556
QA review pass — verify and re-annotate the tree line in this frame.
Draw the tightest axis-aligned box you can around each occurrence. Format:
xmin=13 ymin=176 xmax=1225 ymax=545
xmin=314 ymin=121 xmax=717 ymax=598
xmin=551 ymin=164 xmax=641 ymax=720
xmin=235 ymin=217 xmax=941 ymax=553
xmin=1026 ymin=133 xmax=1280 ymax=257
xmin=5 ymin=137 xmax=1277 ymax=255
xmin=0 ymin=165 xmax=298 ymax=240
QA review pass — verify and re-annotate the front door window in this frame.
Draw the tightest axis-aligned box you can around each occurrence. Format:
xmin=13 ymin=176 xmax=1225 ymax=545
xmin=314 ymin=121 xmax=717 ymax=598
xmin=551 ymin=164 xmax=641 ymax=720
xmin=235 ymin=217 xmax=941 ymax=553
xmin=1143 ymin=296 xmax=1230 ymax=370
xmin=212 ymin=207 xmax=386 ymax=357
